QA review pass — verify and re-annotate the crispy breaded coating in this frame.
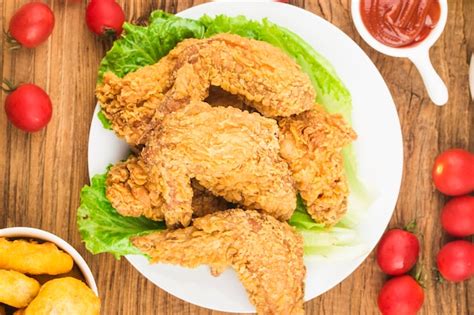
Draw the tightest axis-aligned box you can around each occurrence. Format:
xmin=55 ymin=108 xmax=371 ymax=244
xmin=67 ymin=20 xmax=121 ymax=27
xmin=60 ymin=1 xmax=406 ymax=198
xmin=106 ymin=156 xmax=231 ymax=220
xmin=0 ymin=238 xmax=73 ymax=275
xmin=96 ymin=39 xmax=200 ymax=145
xmin=106 ymin=155 xmax=165 ymax=221
xmin=278 ymin=106 xmax=356 ymax=225
xmin=141 ymin=102 xmax=296 ymax=227
xmin=132 ymin=209 xmax=305 ymax=315
xmin=24 ymin=278 xmax=100 ymax=315
xmin=0 ymin=270 xmax=40 ymax=308
xmin=96 ymin=34 xmax=315 ymax=145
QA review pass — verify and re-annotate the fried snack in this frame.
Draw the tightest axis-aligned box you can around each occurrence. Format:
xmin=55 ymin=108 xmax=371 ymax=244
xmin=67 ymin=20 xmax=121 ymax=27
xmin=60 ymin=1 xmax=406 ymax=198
xmin=106 ymin=156 xmax=231 ymax=221
xmin=133 ymin=209 xmax=305 ymax=315
xmin=97 ymin=34 xmax=315 ymax=145
xmin=13 ymin=309 xmax=25 ymax=315
xmin=0 ymin=270 xmax=40 ymax=308
xmin=0 ymin=238 xmax=73 ymax=275
xmin=279 ymin=106 xmax=356 ymax=225
xmin=24 ymin=277 xmax=100 ymax=315
xmin=107 ymin=102 xmax=296 ymax=227
xmin=96 ymin=39 xmax=200 ymax=145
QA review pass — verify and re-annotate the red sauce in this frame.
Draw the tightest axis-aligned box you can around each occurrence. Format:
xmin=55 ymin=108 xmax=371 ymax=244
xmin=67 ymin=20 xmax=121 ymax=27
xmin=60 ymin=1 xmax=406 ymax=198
xmin=360 ymin=0 xmax=441 ymax=48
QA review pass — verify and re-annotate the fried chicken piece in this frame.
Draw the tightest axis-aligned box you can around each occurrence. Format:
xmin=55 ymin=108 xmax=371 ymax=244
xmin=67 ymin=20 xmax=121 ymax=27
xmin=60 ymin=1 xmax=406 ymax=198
xmin=132 ymin=209 xmax=305 ymax=315
xmin=278 ymin=106 xmax=356 ymax=225
xmin=106 ymin=156 xmax=231 ymax=221
xmin=106 ymin=155 xmax=164 ymax=221
xmin=141 ymin=101 xmax=296 ymax=227
xmin=96 ymin=39 xmax=200 ymax=145
xmin=97 ymin=34 xmax=315 ymax=145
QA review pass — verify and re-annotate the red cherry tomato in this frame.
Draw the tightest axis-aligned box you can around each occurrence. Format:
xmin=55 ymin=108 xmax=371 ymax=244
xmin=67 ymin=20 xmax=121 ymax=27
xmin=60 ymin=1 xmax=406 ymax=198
xmin=437 ymin=240 xmax=474 ymax=282
xmin=378 ymin=275 xmax=424 ymax=315
xmin=441 ymin=196 xmax=474 ymax=237
xmin=376 ymin=229 xmax=420 ymax=275
xmin=8 ymin=2 xmax=55 ymax=48
xmin=85 ymin=0 xmax=125 ymax=37
xmin=4 ymin=84 xmax=53 ymax=132
xmin=432 ymin=149 xmax=474 ymax=196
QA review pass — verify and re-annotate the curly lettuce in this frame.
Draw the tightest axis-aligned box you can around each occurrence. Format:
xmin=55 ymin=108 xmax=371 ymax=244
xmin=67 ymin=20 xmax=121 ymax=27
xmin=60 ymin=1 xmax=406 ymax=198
xmin=77 ymin=171 xmax=165 ymax=259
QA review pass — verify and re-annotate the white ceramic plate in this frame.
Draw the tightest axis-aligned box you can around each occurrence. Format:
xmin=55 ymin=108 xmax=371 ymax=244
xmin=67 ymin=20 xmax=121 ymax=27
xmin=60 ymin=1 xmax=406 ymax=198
xmin=87 ymin=2 xmax=403 ymax=313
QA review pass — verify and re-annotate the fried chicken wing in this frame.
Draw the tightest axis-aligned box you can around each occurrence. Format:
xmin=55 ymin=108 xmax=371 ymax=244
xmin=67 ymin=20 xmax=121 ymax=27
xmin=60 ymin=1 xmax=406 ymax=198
xmin=132 ymin=209 xmax=305 ymax=315
xmin=96 ymin=39 xmax=200 ymax=145
xmin=106 ymin=155 xmax=231 ymax=221
xmin=106 ymin=102 xmax=296 ymax=226
xmin=142 ymin=101 xmax=296 ymax=226
xmin=96 ymin=34 xmax=315 ymax=145
xmin=278 ymin=106 xmax=356 ymax=225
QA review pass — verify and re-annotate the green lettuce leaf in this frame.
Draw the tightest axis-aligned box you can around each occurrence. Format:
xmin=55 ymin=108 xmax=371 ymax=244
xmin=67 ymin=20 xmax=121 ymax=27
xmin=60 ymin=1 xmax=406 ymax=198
xmin=84 ymin=11 xmax=371 ymax=258
xmin=77 ymin=170 xmax=165 ymax=259
xmin=97 ymin=11 xmax=205 ymax=82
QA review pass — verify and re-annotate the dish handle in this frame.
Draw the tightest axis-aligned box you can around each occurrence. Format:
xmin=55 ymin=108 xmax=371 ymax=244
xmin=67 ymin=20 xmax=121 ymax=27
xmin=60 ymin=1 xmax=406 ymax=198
xmin=409 ymin=50 xmax=448 ymax=106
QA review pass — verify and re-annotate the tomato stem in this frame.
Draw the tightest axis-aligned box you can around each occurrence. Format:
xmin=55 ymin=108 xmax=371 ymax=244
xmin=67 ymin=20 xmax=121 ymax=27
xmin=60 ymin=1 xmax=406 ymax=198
xmin=102 ymin=27 xmax=118 ymax=40
xmin=404 ymin=220 xmax=417 ymax=233
xmin=3 ymin=30 xmax=21 ymax=50
xmin=1 ymin=79 xmax=17 ymax=93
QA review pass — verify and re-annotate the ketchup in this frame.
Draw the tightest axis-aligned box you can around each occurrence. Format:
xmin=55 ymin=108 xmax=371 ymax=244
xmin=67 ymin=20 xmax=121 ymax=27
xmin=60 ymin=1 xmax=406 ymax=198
xmin=360 ymin=0 xmax=441 ymax=48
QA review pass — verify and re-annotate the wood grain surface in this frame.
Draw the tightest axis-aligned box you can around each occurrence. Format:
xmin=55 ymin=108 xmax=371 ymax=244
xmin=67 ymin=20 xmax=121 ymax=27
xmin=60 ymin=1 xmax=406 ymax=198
xmin=0 ymin=0 xmax=472 ymax=314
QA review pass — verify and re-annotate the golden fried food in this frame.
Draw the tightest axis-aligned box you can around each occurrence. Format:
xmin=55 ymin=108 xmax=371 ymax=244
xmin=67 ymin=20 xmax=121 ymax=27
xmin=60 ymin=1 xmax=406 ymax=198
xmin=13 ymin=309 xmax=24 ymax=315
xmin=0 ymin=270 xmax=40 ymax=308
xmin=24 ymin=277 xmax=100 ymax=315
xmin=96 ymin=39 xmax=200 ymax=145
xmin=97 ymin=34 xmax=315 ymax=145
xmin=0 ymin=238 xmax=73 ymax=275
xmin=278 ymin=106 xmax=356 ymax=225
xmin=133 ymin=209 xmax=305 ymax=315
xmin=106 ymin=156 xmax=231 ymax=221
xmin=108 ymin=102 xmax=296 ymax=227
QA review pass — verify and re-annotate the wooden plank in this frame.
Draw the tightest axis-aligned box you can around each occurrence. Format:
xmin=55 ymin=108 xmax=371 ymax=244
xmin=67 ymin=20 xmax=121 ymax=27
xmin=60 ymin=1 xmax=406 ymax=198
xmin=0 ymin=0 xmax=471 ymax=314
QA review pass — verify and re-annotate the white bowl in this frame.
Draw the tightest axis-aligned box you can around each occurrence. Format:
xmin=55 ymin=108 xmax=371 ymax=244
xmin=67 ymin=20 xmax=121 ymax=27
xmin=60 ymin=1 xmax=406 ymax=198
xmin=351 ymin=0 xmax=448 ymax=105
xmin=0 ymin=227 xmax=98 ymax=295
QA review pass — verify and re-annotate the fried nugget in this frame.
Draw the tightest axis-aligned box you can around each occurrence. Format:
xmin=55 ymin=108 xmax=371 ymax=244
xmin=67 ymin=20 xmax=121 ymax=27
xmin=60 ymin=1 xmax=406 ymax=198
xmin=133 ymin=209 xmax=305 ymax=315
xmin=279 ymin=106 xmax=356 ymax=225
xmin=0 ymin=270 xmax=40 ymax=308
xmin=24 ymin=277 xmax=100 ymax=315
xmin=97 ymin=34 xmax=315 ymax=145
xmin=0 ymin=238 xmax=73 ymax=275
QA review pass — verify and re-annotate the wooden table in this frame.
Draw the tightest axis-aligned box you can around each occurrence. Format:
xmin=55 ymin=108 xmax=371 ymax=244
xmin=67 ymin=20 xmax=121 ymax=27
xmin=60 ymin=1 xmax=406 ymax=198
xmin=1 ymin=0 xmax=472 ymax=314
